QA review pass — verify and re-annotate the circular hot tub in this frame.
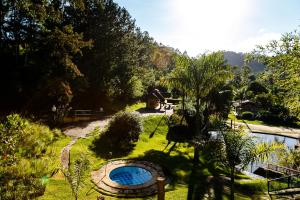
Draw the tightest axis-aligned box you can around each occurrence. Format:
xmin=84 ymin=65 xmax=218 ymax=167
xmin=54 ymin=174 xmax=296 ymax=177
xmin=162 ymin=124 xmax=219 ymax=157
xmin=91 ymin=160 xmax=165 ymax=197
xmin=109 ymin=166 xmax=152 ymax=186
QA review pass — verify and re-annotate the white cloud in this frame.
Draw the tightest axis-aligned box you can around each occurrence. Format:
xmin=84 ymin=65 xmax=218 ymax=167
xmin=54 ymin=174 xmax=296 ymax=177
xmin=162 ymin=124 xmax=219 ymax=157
xmin=236 ymin=32 xmax=281 ymax=52
xmin=259 ymin=28 xmax=266 ymax=33
xmin=145 ymin=0 xmax=283 ymax=56
xmin=156 ymin=0 xmax=257 ymax=56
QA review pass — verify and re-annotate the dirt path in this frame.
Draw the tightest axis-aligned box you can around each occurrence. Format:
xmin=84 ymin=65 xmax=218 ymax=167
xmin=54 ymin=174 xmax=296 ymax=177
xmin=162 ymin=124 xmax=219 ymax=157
xmin=233 ymin=121 xmax=300 ymax=139
xmin=60 ymin=108 xmax=173 ymax=168
xmin=60 ymin=117 xmax=111 ymax=168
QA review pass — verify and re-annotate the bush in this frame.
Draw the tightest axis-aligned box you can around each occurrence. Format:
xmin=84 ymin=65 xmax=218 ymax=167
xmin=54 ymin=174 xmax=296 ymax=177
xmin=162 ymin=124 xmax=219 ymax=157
xmin=257 ymin=109 xmax=297 ymax=125
xmin=0 ymin=172 xmax=45 ymax=200
xmin=254 ymin=93 xmax=274 ymax=108
xmin=0 ymin=114 xmax=63 ymax=199
xmin=241 ymin=111 xmax=254 ymax=120
xmin=91 ymin=112 xmax=142 ymax=157
xmin=0 ymin=114 xmax=60 ymax=165
xmin=248 ymin=81 xmax=268 ymax=95
xmin=107 ymin=111 xmax=142 ymax=146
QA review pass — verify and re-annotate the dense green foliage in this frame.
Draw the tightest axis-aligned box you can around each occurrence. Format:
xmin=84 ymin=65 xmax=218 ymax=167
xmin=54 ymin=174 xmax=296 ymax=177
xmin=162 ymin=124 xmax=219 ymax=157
xmin=91 ymin=111 xmax=142 ymax=157
xmin=233 ymin=31 xmax=300 ymax=124
xmin=0 ymin=114 xmax=67 ymax=199
xmin=0 ymin=0 xmax=176 ymax=121
xmin=254 ymin=32 xmax=300 ymax=119
xmin=166 ymin=52 xmax=233 ymax=162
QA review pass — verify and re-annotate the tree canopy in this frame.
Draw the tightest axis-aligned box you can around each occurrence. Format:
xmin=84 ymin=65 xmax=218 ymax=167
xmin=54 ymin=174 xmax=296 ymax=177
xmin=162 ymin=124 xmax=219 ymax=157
xmin=253 ymin=32 xmax=300 ymax=119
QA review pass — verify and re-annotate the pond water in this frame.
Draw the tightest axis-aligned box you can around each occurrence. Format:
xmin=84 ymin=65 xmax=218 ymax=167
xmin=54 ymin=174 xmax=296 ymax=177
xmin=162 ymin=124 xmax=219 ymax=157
xmin=251 ymin=132 xmax=298 ymax=149
xmin=248 ymin=132 xmax=298 ymax=173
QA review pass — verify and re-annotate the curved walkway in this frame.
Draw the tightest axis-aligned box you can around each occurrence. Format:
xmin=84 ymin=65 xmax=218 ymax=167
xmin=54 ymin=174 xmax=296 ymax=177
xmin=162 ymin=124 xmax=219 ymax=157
xmin=60 ymin=117 xmax=111 ymax=168
xmin=233 ymin=121 xmax=300 ymax=139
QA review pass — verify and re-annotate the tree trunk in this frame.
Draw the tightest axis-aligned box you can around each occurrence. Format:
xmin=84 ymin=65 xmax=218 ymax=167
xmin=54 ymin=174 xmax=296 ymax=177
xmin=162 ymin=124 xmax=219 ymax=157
xmin=230 ymin=167 xmax=235 ymax=200
xmin=193 ymin=94 xmax=200 ymax=163
xmin=193 ymin=145 xmax=199 ymax=163
xmin=182 ymin=92 xmax=185 ymax=111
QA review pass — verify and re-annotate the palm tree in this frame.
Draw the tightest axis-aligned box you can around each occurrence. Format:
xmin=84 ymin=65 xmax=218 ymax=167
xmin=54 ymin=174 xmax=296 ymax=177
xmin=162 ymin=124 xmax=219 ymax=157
xmin=220 ymin=128 xmax=283 ymax=200
xmin=186 ymin=52 xmax=233 ymax=162
xmin=220 ymin=128 xmax=255 ymax=200
xmin=163 ymin=54 xmax=190 ymax=111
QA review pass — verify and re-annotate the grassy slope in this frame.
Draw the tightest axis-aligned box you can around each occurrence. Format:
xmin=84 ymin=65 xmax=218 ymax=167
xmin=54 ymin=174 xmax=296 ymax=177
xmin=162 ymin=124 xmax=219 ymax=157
xmin=40 ymin=115 xmax=267 ymax=200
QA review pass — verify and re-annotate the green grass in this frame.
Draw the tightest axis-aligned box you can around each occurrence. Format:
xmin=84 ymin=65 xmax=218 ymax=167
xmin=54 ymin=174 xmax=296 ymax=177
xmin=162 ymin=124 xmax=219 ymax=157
xmin=124 ymin=102 xmax=146 ymax=112
xmin=47 ymin=136 xmax=73 ymax=169
xmin=228 ymin=113 xmax=300 ymax=128
xmin=228 ymin=113 xmax=265 ymax=125
xmin=40 ymin=115 xmax=268 ymax=200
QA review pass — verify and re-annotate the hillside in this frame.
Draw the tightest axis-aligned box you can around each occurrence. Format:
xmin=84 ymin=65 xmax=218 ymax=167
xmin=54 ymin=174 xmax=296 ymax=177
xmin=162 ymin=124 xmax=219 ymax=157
xmin=224 ymin=51 xmax=265 ymax=73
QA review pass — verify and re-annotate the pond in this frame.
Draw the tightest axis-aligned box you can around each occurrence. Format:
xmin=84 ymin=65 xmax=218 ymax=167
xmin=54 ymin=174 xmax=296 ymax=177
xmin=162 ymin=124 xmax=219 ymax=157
xmin=251 ymin=132 xmax=298 ymax=149
xmin=248 ymin=132 xmax=299 ymax=173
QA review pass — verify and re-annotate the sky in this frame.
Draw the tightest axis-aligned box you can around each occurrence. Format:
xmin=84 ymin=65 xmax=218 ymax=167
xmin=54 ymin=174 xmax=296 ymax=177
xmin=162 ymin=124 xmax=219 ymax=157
xmin=114 ymin=0 xmax=300 ymax=57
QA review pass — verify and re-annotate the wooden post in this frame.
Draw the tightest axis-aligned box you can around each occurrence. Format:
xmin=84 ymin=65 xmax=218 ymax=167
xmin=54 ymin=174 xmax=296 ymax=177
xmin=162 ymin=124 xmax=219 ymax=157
xmin=157 ymin=177 xmax=165 ymax=200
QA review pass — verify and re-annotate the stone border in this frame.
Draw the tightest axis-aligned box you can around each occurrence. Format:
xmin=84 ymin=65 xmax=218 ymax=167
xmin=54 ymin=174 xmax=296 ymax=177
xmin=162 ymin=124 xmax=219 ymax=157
xmin=91 ymin=160 xmax=165 ymax=197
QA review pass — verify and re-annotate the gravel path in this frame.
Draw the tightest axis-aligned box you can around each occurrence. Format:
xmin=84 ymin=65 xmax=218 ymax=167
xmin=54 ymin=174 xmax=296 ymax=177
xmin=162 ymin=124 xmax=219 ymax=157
xmin=60 ymin=117 xmax=110 ymax=168
xmin=233 ymin=121 xmax=300 ymax=139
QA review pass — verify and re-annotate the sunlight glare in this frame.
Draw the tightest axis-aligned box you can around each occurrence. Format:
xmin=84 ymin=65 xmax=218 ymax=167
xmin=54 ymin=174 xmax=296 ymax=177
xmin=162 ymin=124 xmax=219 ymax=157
xmin=168 ymin=0 xmax=255 ymax=55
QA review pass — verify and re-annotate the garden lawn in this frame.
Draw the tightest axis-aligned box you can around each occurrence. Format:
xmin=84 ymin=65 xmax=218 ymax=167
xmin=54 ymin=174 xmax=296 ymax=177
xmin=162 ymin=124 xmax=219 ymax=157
xmin=228 ymin=113 xmax=300 ymax=128
xmin=40 ymin=116 xmax=267 ymax=200
xmin=228 ymin=113 xmax=265 ymax=125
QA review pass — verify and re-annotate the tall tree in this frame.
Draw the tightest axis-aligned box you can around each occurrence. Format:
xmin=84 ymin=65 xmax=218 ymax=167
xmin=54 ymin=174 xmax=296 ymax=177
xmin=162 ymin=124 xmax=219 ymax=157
xmin=253 ymin=31 xmax=300 ymax=119
xmin=165 ymin=53 xmax=191 ymax=111
xmin=220 ymin=128 xmax=255 ymax=200
xmin=186 ymin=52 xmax=233 ymax=162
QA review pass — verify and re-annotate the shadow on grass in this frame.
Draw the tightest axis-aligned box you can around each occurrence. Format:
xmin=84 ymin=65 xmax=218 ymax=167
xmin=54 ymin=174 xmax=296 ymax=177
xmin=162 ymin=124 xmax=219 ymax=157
xmin=89 ymin=134 xmax=134 ymax=159
xmin=135 ymin=149 xmax=227 ymax=199
xmin=136 ymin=149 xmax=193 ymax=185
xmin=187 ymin=151 xmax=226 ymax=200
xmin=149 ymin=115 xmax=168 ymax=138
xmin=136 ymin=107 xmax=165 ymax=114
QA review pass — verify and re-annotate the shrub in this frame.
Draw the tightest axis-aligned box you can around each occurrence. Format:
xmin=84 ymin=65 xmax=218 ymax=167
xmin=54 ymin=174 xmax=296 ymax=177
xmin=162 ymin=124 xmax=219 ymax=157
xmin=0 ymin=172 xmax=46 ymax=200
xmin=107 ymin=111 xmax=142 ymax=146
xmin=91 ymin=112 xmax=142 ymax=157
xmin=241 ymin=111 xmax=254 ymax=120
xmin=0 ymin=114 xmax=60 ymax=165
xmin=0 ymin=114 xmax=63 ymax=199
xmin=254 ymin=93 xmax=274 ymax=108
xmin=248 ymin=81 xmax=268 ymax=95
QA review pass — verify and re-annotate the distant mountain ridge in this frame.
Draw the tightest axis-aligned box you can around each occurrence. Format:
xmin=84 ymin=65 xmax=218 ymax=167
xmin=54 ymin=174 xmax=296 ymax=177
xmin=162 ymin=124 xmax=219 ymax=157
xmin=224 ymin=51 xmax=265 ymax=73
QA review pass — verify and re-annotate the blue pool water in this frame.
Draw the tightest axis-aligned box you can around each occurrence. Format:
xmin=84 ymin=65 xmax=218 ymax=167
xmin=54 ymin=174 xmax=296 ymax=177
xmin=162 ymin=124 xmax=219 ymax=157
xmin=109 ymin=166 xmax=152 ymax=186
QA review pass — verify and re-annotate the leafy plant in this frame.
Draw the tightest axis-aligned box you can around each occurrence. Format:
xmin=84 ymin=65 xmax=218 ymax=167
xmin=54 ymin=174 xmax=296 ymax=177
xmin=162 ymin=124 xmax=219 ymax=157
xmin=241 ymin=111 xmax=254 ymax=120
xmin=91 ymin=111 xmax=142 ymax=157
xmin=219 ymin=128 xmax=256 ymax=200
xmin=62 ymin=155 xmax=89 ymax=200
xmin=0 ymin=114 xmax=63 ymax=199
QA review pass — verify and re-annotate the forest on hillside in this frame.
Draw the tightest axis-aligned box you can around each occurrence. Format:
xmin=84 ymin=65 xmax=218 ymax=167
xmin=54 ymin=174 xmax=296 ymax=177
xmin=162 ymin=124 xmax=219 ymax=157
xmin=0 ymin=0 xmax=177 ymax=118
